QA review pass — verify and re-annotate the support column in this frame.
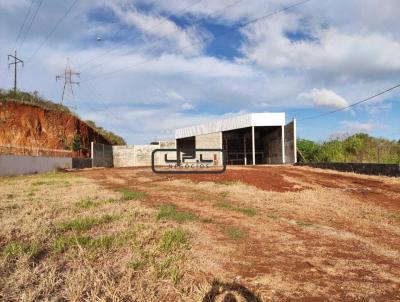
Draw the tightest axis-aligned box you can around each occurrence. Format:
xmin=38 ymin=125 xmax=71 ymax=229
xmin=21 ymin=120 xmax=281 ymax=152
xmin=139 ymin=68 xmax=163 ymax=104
xmin=293 ymin=119 xmax=297 ymax=163
xmin=90 ymin=141 xmax=94 ymax=167
xmin=244 ymin=134 xmax=247 ymax=165
xmin=281 ymin=125 xmax=285 ymax=164
xmin=252 ymin=126 xmax=255 ymax=165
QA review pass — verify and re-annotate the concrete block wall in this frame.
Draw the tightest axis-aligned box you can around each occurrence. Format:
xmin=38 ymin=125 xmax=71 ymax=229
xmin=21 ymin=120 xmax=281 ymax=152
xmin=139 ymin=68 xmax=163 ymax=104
xmin=195 ymin=132 xmax=223 ymax=166
xmin=113 ymin=141 xmax=177 ymax=167
xmin=263 ymin=128 xmax=283 ymax=164
xmin=284 ymin=120 xmax=297 ymax=164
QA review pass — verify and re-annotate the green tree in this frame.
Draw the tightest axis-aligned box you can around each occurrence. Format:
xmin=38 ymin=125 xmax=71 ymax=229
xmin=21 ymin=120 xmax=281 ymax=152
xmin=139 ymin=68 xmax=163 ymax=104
xmin=297 ymin=139 xmax=321 ymax=162
xmin=71 ymin=134 xmax=81 ymax=152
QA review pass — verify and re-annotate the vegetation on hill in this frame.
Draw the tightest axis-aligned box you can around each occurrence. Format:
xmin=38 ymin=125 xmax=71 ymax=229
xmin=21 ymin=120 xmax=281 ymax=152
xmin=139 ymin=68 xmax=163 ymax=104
xmin=86 ymin=120 xmax=126 ymax=145
xmin=298 ymin=133 xmax=400 ymax=164
xmin=0 ymin=89 xmax=126 ymax=146
xmin=0 ymin=89 xmax=72 ymax=113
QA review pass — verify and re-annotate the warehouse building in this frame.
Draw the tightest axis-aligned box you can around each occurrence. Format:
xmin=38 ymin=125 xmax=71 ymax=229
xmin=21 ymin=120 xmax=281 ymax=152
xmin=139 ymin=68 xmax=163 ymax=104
xmin=175 ymin=113 xmax=296 ymax=165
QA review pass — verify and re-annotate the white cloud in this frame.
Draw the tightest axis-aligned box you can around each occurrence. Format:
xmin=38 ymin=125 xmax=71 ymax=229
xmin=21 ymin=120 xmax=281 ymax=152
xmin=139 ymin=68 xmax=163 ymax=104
xmin=240 ymin=17 xmax=400 ymax=81
xmin=180 ymin=102 xmax=194 ymax=110
xmin=299 ymin=88 xmax=348 ymax=109
xmin=106 ymin=2 xmax=209 ymax=55
xmin=1 ymin=0 xmax=400 ymax=143
xmin=165 ymin=89 xmax=184 ymax=101
xmin=340 ymin=121 xmax=380 ymax=133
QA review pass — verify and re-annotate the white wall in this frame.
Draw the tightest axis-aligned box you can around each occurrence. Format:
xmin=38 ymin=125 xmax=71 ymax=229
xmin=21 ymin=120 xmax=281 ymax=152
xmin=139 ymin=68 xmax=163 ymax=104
xmin=112 ymin=141 xmax=177 ymax=167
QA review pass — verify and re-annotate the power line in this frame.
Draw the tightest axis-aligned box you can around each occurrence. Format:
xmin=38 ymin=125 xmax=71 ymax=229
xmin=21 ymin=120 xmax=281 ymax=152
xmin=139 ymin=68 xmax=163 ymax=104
xmin=26 ymin=0 xmax=79 ymax=62
xmin=8 ymin=51 xmax=24 ymax=92
xmin=77 ymin=0 xmax=204 ymax=71
xmin=81 ymin=0 xmax=311 ymax=83
xmin=15 ymin=0 xmax=36 ymax=48
xmin=78 ymin=82 xmax=129 ymax=126
xmin=299 ymin=83 xmax=400 ymax=121
xmin=79 ymin=0 xmax=245 ymax=73
xmin=56 ymin=59 xmax=80 ymax=106
xmin=18 ymin=0 xmax=44 ymax=51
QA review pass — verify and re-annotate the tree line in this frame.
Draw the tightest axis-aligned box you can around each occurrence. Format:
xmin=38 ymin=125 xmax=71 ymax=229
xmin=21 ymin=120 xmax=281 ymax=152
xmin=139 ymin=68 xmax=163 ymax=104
xmin=298 ymin=133 xmax=400 ymax=164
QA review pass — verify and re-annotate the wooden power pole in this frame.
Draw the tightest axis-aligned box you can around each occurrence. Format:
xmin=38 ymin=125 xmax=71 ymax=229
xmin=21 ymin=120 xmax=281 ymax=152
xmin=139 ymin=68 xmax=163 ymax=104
xmin=8 ymin=51 xmax=24 ymax=92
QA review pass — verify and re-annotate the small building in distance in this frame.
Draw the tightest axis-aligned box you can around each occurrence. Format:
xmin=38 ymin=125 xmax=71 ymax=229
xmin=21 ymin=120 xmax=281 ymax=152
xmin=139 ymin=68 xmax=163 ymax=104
xmin=175 ymin=113 xmax=296 ymax=165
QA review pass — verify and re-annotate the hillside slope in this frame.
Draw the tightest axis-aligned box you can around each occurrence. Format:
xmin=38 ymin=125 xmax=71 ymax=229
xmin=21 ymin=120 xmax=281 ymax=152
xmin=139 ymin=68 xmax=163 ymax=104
xmin=0 ymin=98 xmax=115 ymax=157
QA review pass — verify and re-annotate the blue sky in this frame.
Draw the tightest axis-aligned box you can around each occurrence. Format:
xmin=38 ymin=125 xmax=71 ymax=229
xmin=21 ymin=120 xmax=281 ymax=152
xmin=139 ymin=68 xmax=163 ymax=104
xmin=0 ymin=0 xmax=399 ymax=144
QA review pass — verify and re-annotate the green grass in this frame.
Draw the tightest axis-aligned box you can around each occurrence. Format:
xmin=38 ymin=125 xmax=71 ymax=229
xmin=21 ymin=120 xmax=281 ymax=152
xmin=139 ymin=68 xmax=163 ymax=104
xmin=159 ymin=227 xmax=189 ymax=253
xmin=26 ymin=191 xmax=35 ymax=197
xmin=266 ymin=213 xmax=278 ymax=220
xmin=31 ymin=180 xmax=70 ymax=187
xmin=296 ymin=221 xmax=313 ymax=227
xmin=118 ymin=189 xmax=145 ymax=201
xmin=3 ymin=241 xmax=40 ymax=258
xmin=220 ymin=191 xmax=229 ymax=198
xmin=75 ymin=197 xmax=98 ymax=209
xmin=157 ymin=204 xmax=199 ymax=223
xmin=59 ymin=215 xmax=115 ymax=232
xmin=222 ymin=226 xmax=245 ymax=240
xmin=387 ymin=213 xmax=400 ymax=221
xmin=215 ymin=201 xmax=258 ymax=217
xmin=156 ymin=255 xmax=184 ymax=284
xmin=220 ymin=180 xmax=241 ymax=186
xmin=128 ymin=250 xmax=152 ymax=271
xmin=52 ymin=231 xmax=135 ymax=253
xmin=105 ymin=198 xmax=118 ymax=203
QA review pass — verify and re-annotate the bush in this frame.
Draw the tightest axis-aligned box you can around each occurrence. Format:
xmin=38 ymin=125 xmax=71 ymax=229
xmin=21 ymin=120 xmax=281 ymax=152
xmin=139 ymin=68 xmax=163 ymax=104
xmin=298 ymin=133 xmax=400 ymax=164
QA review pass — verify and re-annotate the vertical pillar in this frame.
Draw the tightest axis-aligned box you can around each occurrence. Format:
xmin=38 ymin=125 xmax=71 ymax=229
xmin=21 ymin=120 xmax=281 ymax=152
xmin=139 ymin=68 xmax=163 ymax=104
xmin=293 ymin=119 xmax=297 ymax=163
xmin=90 ymin=142 xmax=94 ymax=159
xmin=252 ymin=126 xmax=255 ymax=165
xmin=281 ymin=125 xmax=285 ymax=164
xmin=90 ymin=141 xmax=94 ymax=167
xmin=244 ymin=134 xmax=247 ymax=165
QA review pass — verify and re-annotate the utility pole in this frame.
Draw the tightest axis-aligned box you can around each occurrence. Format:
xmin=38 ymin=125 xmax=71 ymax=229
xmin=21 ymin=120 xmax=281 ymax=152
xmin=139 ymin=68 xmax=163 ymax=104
xmin=56 ymin=58 xmax=80 ymax=106
xmin=8 ymin=50 xmax=24 ymax=92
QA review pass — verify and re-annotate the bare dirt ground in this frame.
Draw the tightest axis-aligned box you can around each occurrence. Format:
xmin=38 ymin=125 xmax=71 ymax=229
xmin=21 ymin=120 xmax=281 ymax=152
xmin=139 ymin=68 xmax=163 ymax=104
xmin=74 ymin=165 xmax=400 ymax=301
xmin=1 ymin=166 xmax=399 ymax=301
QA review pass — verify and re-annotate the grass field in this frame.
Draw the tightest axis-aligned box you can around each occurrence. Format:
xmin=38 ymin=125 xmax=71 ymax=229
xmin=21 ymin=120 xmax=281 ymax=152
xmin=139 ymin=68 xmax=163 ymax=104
xmin=1 ymin=166 xmax=399 ymax=301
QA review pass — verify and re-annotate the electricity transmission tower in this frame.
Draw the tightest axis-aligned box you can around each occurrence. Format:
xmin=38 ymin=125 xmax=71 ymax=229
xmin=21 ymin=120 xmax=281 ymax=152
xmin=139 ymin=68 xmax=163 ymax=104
xmin=56 ymin=59 xmax=80 ymax=107
xmin=8 ymin=51 xmax=24 ymax=92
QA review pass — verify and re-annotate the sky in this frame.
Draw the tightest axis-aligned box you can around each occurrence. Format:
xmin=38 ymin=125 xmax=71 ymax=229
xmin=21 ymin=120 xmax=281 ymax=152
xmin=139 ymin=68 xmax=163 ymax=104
xmin=0 ymin=0 xmax=399 ymax=144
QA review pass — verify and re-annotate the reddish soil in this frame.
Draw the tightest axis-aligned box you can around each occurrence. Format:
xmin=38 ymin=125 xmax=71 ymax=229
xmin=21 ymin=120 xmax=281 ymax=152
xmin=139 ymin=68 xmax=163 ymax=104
xmin=168 ymin=166 xmax=400 ymax=210
xmin=169 ymin=167 xmax=303 ymax=192
xmin=0 ymin=100 xmax=111 ymax=156
xmin=75 ymin=166 xmax=400 ymax=301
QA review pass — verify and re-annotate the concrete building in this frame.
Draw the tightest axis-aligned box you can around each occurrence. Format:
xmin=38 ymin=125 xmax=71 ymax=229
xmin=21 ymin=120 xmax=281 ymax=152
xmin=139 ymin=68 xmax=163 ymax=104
xmin=175 ymin=113 xmax=296 ymax=165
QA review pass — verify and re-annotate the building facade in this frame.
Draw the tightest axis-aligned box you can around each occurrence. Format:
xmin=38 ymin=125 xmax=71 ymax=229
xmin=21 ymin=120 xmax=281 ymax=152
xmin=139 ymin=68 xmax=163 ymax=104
xmin=175 ymin=113 xmax=296 ymax=165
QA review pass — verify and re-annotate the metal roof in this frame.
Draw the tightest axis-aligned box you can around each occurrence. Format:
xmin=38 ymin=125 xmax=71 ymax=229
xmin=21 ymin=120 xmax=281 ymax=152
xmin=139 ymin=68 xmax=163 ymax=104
xmin=175 ymin=113 xmax=285 ymax=139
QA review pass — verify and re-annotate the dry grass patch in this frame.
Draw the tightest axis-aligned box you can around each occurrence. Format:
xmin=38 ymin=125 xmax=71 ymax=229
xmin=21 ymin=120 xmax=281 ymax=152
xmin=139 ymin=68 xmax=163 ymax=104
xmin=0 ymin=172 xmax=198 ymax=301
